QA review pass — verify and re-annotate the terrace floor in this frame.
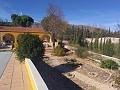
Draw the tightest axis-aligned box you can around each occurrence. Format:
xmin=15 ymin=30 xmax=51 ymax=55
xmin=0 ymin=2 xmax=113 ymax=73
xmin=0 ymin=53 xmax=32 ymax=90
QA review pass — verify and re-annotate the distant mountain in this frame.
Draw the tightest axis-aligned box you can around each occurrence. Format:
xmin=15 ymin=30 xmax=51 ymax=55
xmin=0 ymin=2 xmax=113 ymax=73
xmin=68 ymin=24 xmax=107 ymax=32
xmin=31 ymin=22 xmax=42 ymax=28
xmin=31 ymin=22 xmax=108 ymax=32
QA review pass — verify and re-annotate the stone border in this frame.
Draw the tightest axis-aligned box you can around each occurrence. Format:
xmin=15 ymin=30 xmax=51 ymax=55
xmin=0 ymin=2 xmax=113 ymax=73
xmin=25 ymin=58 xmax=48 ymax=90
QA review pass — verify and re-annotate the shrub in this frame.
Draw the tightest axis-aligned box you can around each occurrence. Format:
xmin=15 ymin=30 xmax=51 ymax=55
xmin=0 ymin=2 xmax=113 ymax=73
xmin=58 ymin=41 xmax=64 ymax=48
xmin=100 ymin=60 xmax=119 ymax=70
xmin=70 ymin=58 xmax=77 ymax=65
xmin=115 ymin=76 xmax=120 ymax=85
xmin=54 ymin=46 xmax=65 ymax=56
xmin=64 ymin=58 xmax=69 ymax=62
xmin=15 ymin=33 xmax=45 ymax=62
xmin=75 ymin=47 xmax=89 ymax=58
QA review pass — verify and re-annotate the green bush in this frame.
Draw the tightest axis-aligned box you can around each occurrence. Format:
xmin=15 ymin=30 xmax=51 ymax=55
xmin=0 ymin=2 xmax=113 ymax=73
xmin=64 ymin=58 xmax=69 ymax=62
xmin=75 ymin=47 xmax=89 ymax=58
xmin=100 ymin=60 xmax=119 ymax=70
xmin=58 ymin=41 xmax=64 ymax=48
xmin=70 ymin=58 xmax=77 ymax=65
xmin=115 ymin=76 xmax=120 ymax=85
xmin=54 ymin=46 xmax=65 ymax=56
xmin=15 ymin=33 xmax=45 ymax=62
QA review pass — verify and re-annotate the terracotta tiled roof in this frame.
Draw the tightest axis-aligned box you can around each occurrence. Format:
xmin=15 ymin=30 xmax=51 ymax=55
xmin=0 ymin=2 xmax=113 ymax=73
xmin=0 ymin=26 xmax=45 ymax=33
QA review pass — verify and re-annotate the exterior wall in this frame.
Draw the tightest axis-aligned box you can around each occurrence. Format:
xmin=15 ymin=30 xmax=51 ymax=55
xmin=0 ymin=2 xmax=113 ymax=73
xmin=0 ymin=31 xmax=51 ymax=48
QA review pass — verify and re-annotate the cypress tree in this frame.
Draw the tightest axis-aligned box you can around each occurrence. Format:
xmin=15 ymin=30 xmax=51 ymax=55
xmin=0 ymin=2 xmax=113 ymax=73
xmin=89 ymin=37 xmax=93 ymax=50
xmin=106 ymin=38 xmax=114 ymax=56
xmin=108 ymin=38 xmax=114 ymax=56
xmin=99 ymin=37 xmax=103 ymax=52
xmin=81 ymin=26 xmax=84 ymax=37
xmin=116 ymin=38 xmax=120 ymax=58
xmin=78 ymin=26 xmax=86 ymax=47
xmin=94 ymin=37 xmax=99 ymax=51
xmin=83 ymin=28 xmax=86 ymax=38
xmin=102 ymin=38 xmax=106 ymax=54
xmin=78 ymin=35 xmax=85 ymax=47
xmin=108 ymin=27 xmax=111 ymax=37
xmin=103 ymin=38 xmax=114 ymax=56
xmin=105 ymin=39 xmax=109 ymax=55
xmin=73 ymin=29 xmax=76 ymax=44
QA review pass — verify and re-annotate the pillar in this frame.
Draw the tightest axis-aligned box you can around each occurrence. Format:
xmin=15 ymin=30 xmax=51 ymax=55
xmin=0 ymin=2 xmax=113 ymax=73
xmin=0 ymin=32 xmax=2 ymax=42
xmin=14 ymin=35 xmax=18 ymax=48
xmin=49 ymin=35 xmax=52 ymax=42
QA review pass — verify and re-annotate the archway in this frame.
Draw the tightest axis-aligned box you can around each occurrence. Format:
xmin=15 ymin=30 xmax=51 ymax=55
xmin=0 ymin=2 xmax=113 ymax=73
xmin=42 ymin=35 xmax=50 ymax=42
xmin=17 ymin=34 xmax=23 ymax=43
xmin=3 ymin=33 xmax=15 ymax=44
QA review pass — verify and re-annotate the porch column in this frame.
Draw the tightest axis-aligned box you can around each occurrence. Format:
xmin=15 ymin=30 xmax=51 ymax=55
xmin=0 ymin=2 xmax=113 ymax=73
xmin=0 ymin=32 xmax=3 ymax=42
xmin=14 ymin=35 xmax=18 ymax=48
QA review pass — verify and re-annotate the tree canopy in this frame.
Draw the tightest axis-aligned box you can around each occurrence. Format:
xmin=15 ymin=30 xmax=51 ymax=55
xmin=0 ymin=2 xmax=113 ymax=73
xmin=0 ymin=18 xmax=12 ymax=26
xmin=11 ymin=14 xmax=34 ymax=27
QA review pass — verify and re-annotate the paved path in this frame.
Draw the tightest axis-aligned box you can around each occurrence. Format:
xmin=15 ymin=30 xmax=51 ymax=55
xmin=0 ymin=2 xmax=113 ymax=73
xmin=0 ymin=51 xmax=12 ymax=78
xmin=0 ymin=53 xmax=32 ymax=90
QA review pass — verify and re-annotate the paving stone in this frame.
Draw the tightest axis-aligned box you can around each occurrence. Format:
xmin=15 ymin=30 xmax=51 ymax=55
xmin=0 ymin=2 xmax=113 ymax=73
xmin=0 ymin=53 xmax=32 ymax=90
xmin=11 ymin=87 xmax=24 ymax=90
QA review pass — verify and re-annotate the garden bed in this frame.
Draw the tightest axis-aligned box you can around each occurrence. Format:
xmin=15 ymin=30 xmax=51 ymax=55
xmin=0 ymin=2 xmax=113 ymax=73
xmin=44 ymin=47 xmax=119 ymax=89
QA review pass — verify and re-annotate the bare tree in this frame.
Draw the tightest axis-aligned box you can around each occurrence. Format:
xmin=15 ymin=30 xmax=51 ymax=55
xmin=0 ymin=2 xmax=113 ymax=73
xmin=41 ymin=4 xmax=68 ymax=49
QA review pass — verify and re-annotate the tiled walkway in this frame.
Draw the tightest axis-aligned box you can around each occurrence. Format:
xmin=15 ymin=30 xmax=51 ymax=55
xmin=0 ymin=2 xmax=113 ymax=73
xmin=0 ymin=53 xmax=32 ymax=90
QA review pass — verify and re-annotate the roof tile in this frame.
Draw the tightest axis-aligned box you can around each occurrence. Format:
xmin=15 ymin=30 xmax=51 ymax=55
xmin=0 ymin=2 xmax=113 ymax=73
xmin=0 ymin=26 xmax=45 ymax=33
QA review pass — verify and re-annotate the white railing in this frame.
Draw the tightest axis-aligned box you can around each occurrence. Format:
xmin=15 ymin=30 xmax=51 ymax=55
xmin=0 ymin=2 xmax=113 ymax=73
xmin=25 ymin=58 xmax=48 ymax=90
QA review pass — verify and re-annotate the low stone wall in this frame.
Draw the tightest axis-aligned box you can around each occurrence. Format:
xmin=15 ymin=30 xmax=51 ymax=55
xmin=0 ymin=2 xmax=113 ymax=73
xmin=25 ymin=58 xmax=48 ymax=90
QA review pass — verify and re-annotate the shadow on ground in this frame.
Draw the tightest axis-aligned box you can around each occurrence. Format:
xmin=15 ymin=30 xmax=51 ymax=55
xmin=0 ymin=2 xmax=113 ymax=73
xmin=33 ymin=61 xmax=83 ymax=90
xmin=0 ymin=46 xmax=10 ymax=49
xmin=53 ymin=63 xmax=82 ymax=73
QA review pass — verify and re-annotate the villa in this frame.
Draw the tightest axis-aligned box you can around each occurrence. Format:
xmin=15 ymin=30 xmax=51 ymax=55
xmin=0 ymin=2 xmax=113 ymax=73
xmin=0 ymin=26 xmax=51 ymax=47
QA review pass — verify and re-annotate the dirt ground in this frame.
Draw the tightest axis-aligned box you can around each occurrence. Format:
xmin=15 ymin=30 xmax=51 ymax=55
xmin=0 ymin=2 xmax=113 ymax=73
xmin=40 ymin=47 xmax=119 ymax=90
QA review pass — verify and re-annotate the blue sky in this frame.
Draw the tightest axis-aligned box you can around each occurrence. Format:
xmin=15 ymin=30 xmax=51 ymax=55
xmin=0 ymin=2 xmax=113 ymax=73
xmin=0 ymin=0 xmax=120 ymax=30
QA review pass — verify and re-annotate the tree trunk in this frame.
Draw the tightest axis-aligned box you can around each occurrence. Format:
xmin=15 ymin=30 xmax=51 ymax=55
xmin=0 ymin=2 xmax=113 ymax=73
xmin=52 ymin=33 xmax=55 ymax=49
